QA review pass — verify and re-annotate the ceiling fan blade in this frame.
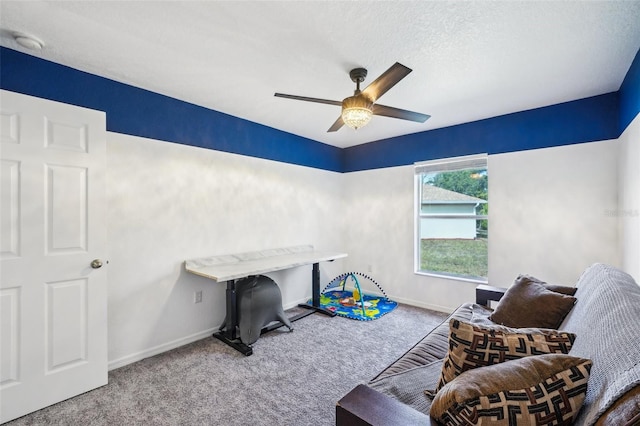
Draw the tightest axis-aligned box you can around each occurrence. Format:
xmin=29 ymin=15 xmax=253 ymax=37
xmin=372 ymin=104 xmax=431 ymax=123
xmin=327 ymin=116 xmax=344 ymax=132
xmin=361 ymin=63 xmax=412 ymax=102
xmin=274 ymin=93 xmax=342 ymax=107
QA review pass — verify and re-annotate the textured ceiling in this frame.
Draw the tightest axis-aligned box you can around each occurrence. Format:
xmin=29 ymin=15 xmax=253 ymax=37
xmin=1 ymin=1 xmax=639 ymax=148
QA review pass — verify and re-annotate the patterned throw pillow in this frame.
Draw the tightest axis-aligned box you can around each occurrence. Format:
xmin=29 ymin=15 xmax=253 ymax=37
xmin=430 ymin=354 xmax=592 ymax=426
xmin=434 ymin=319 xmax=576 ymax=392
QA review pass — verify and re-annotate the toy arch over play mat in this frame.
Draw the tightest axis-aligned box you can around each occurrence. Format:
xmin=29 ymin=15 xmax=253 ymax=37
xmin=314 ymin=272 xmax=398 ymax=321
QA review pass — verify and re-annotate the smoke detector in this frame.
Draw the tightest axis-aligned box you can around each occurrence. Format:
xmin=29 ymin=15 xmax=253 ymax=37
xmin=13 ymin=33 xmax=44 ymax=50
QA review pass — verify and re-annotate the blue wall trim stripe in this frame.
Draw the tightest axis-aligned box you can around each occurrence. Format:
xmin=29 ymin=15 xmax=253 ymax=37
xmin=0 ymin=47 xmax=343 ymax=172
xmin=619 ymin=48 xmax=640 ymax=133
xmin=342 ymin=93 xmax=620 ymax=172
xmin=1 ymin=46 xmax=636 ymax=174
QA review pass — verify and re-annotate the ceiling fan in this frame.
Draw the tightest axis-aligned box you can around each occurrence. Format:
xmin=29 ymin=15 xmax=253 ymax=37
xmin=274 ymin=62 xmax=430 ymax=132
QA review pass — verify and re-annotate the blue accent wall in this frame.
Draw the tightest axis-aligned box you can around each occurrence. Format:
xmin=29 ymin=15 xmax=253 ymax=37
xmin=343 ymin=93 xmax=620 ymax=172
xmin=1 ymin=46 xmax=636 ymax=173
xmin=619 ymin=48 xmax=640 ymax=133
xmin=0 ymin=47 xmax=343 ymax=172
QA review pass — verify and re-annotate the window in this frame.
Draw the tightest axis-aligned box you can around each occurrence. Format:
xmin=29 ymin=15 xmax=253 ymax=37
xmin=414 ymin=154 xmax=488 ymax=282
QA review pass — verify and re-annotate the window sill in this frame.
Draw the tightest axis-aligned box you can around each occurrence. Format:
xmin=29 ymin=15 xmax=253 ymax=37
xmin=414 ymin=270 xmax=488 ymax=285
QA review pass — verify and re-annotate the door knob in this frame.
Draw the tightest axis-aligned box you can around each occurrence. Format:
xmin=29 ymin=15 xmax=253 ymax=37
xmin=91 ymin=259 xmax=103 ymax=269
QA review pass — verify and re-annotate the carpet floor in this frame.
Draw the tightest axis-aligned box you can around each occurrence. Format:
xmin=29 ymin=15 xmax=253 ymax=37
xmin=7 ymin=304 xmax=448 ymax=426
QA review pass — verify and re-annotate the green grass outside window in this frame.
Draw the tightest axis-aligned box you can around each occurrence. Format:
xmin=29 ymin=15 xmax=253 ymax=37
xmin=420 ymin=238 xmax=488 ymax=279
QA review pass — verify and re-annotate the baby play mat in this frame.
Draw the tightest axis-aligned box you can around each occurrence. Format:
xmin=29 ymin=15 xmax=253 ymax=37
xmin=313 ymin=272 xmax=398 ymax=321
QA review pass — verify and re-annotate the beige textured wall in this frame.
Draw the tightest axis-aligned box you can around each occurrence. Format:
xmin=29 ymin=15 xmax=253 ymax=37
xmin=342 ymin=140 xmax=620 ymax=312
xmin=618 ymin=114 xmax=640 ymax=282
xmin=106 ymin=132 xmax=345 ymax=368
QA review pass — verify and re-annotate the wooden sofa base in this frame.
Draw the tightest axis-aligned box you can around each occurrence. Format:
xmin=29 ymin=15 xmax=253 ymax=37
xmin=336 ymin=384 xmax=433 ymax=426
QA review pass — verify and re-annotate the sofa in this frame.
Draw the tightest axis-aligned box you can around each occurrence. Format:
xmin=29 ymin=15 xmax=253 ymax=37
xmin=336 ymin=263 xmax=640 ymax=425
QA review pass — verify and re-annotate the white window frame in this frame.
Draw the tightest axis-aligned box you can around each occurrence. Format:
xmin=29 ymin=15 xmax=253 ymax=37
xmin=414 ymin=154 xmax=488 ymax=283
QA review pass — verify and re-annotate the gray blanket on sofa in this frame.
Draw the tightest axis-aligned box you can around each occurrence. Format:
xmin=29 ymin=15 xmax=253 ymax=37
xmin=561 ymin=263 xmax=640 ymax=426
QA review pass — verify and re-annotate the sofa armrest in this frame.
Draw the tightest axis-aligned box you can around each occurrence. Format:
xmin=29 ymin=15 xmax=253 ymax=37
xmin=475 ymin=284 xmax=507 ymax=307
xmin=336 ymin=384 xmax=433 ymax=426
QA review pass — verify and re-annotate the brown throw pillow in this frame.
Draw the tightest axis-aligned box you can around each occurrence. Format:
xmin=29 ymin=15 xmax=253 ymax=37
xmin=430 ymin=354 xmax=592 ymax=426
xmin=489 ymin=275 xmax=577 ymax=328
xmin=544 ymin=283 xmax=577 ymax=296
xmin=434 ymin=319 xmax=576 ymax=392
xmin=525 ymin=274 xmax=577 ymax=296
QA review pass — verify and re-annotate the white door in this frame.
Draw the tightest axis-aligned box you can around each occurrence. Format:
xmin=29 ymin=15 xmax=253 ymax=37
xmin=0 ymin=90 xmax=108 ymax=423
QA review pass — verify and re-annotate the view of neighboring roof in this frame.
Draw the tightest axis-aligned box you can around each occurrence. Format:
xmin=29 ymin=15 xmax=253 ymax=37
xmin=422 ymin=184 xmax=487 ymax=204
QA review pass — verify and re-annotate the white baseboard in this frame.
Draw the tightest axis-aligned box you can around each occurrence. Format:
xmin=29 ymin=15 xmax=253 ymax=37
xmin=390 ymin=295 xmax=455 ymax=314
xmin=110 ymin=298 xmax=309 ymax=370
xmin=108 ymin=327 xmax=217 ymax=371
xmin=283 ymin=297 xmax=310 ymax=310
xmin=108 ymin=296 xmax=453 ymax=371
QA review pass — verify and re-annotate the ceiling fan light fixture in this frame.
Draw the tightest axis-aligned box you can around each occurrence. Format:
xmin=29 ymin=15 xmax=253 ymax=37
xmin=275 ymin=63 xmax=428 ymax=132
xmin=341 ymin=95 xmax=373 ymax=130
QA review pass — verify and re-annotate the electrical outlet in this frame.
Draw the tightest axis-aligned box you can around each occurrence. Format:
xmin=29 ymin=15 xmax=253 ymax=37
xmin=194 ymin=290 xmax=203 ymax=304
